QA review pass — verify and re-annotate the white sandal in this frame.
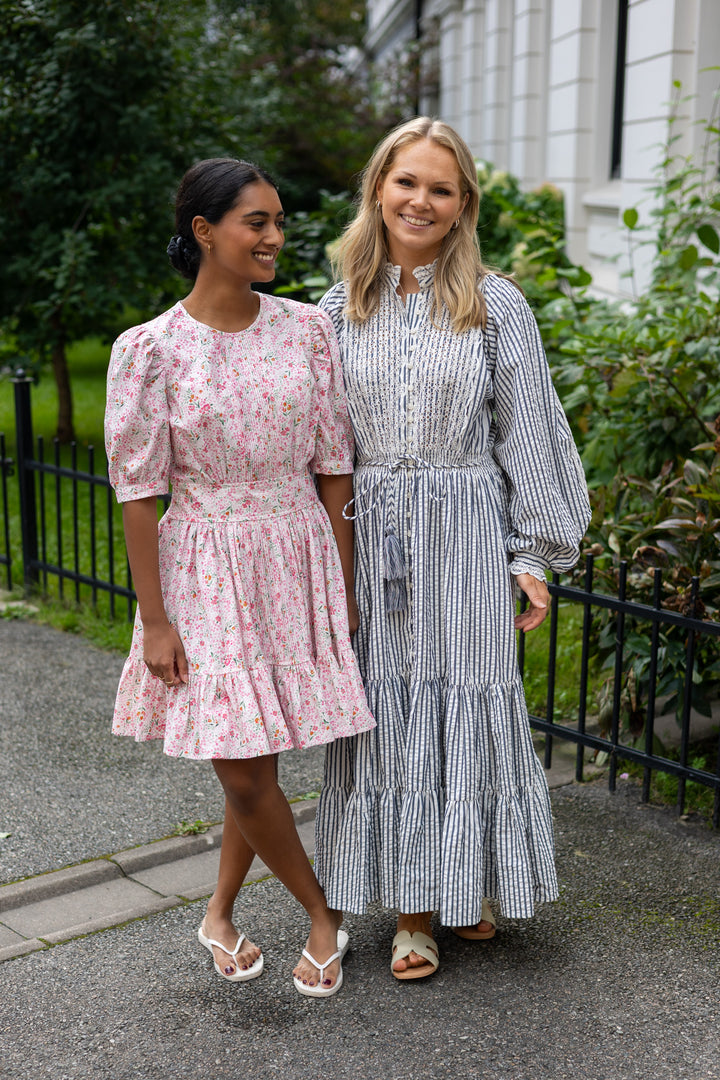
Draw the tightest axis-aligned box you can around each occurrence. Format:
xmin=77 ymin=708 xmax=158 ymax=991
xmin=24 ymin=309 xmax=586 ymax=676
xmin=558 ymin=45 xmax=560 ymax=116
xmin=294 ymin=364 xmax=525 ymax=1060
xmin=293 ymin=929 xmax=349 ymax=998
xmin=198 ymin=923 xmax=264 ymax=982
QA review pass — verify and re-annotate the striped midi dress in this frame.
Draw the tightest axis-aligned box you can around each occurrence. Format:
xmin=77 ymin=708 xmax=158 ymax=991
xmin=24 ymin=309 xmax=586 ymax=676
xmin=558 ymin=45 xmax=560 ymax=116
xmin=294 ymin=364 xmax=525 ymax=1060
xmin=314 ymin=265 xmax=591 ymax=925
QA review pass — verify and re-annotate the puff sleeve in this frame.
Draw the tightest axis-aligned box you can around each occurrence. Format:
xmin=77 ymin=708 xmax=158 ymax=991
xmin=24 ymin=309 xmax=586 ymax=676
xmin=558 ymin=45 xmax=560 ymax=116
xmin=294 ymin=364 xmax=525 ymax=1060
xmin=104 ymin=326 xmax=171 ymax=502
xmin=489 ymin=282 xmax=591 ymax=580
xmin=308 ymin=307 xmax=355 ymax=475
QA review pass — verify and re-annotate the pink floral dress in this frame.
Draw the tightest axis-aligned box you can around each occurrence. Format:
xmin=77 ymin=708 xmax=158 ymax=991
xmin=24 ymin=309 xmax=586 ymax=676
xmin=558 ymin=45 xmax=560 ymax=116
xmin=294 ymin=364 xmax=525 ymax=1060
xmin=104 ymin=295 xmax=375 ymax=759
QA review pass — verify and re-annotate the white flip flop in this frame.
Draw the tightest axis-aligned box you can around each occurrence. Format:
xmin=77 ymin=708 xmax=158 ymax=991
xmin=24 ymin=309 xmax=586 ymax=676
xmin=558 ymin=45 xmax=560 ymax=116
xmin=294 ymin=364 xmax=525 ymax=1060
xmin=293 ymin=929 xmax=349 ymax=998
xmin=198 ymin=923 xmax=264 ymax=982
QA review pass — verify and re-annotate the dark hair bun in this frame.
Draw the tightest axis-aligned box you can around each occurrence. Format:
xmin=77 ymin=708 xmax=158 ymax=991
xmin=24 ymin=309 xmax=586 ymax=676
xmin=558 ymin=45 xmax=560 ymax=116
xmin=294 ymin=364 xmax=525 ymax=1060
xmin=167 ymin=234 xmax=199 ymax=280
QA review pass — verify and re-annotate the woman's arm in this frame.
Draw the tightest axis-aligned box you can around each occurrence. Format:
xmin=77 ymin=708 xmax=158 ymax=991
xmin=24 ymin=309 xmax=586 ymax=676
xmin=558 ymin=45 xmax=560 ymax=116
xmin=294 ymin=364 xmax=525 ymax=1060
xmin=122 ymin=497 xmax=188 ymax=686
xmin=316 ymin=473 xmax=359 ymax=636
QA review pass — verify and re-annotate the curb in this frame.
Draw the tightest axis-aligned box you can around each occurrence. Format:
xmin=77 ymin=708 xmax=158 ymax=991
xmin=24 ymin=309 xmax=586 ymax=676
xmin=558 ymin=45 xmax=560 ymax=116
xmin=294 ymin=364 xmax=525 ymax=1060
xmin=0 ymin=799 xmax=318 ymax=963
xmin=110 ymin=825 xmax=224 ymax=876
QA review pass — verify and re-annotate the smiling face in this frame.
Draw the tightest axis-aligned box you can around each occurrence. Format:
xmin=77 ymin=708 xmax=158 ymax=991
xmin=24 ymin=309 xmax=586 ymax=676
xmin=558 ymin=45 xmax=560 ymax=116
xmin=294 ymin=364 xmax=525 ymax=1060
xmin=376 ymin=139 xmax=468 ymax=269
xmin=195 ymin=180 xmax=285 ymax=285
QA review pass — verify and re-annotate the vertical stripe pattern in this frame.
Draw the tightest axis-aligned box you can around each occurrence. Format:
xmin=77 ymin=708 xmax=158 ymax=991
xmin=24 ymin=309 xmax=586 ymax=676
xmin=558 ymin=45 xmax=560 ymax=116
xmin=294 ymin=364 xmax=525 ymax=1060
xmin=314 ymin=266 xmax=591 ymax=924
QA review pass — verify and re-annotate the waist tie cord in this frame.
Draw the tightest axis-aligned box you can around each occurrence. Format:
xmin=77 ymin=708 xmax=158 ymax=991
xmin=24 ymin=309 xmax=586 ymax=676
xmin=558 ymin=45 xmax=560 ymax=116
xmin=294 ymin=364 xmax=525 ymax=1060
xmin=342 ymin=456 xmax=485 ymax=614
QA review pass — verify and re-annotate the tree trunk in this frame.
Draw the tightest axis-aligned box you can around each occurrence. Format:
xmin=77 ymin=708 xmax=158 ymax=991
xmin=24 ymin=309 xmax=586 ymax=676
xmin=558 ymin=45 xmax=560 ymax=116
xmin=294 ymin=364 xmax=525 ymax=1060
xmin=51 ymin=335 xmax=75 ymax=444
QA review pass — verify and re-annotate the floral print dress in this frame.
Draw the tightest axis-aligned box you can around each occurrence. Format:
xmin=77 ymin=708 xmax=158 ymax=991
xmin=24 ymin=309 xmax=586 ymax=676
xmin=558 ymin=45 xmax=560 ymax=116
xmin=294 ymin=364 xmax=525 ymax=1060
xmin=104 ymin=295 xmax=375 ymax=760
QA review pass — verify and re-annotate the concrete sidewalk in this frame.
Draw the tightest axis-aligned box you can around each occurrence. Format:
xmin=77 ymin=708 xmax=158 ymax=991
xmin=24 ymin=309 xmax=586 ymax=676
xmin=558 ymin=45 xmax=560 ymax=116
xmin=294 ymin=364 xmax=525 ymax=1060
xmin=0 ymin=801 xmax=316 ymax=963
xmin=1 ymin=618 xmax=719 ymax=1080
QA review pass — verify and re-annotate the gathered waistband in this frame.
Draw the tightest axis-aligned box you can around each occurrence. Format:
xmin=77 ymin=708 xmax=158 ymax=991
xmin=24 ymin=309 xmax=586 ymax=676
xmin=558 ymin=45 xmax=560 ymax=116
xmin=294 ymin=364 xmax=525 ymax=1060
xmin=166 ymin=473 xmax=318 ymax=522
xmin=344 ymin=454 xmax=497 ymax=520
xmin=356 ymin=454 xmax=494 ymax=473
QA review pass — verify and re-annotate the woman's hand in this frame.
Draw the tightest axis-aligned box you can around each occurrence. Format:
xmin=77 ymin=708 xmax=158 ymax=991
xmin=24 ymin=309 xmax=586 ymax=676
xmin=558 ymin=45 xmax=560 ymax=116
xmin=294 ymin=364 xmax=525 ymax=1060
xmin=513 ymin=572 xmax=550 ymax=633
xmin=143 ymin=621 xmax=189 ymax=687
xmin=121 ymin=497 xmax=189 ymax=688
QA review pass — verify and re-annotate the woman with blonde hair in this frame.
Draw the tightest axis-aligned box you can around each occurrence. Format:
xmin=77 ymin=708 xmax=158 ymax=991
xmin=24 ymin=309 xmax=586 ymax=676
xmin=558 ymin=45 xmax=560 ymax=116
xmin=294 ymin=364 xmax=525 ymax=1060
xmin=314 ymin=117 xmax=591 ymax=979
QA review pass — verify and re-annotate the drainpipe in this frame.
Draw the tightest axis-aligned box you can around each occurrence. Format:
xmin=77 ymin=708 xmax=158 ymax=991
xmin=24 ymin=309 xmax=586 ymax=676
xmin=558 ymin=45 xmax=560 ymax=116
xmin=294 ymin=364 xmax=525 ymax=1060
xmin=414 ymin=0 xmax=423 ymax=113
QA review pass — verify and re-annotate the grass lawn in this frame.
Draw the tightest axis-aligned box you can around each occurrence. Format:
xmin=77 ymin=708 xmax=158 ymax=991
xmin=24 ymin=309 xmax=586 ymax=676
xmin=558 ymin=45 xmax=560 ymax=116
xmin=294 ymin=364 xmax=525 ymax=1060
xmin=521 ymin=602 xmax=598 ymax=723
xmin=0 ymin=335 xmax=110 ymax=450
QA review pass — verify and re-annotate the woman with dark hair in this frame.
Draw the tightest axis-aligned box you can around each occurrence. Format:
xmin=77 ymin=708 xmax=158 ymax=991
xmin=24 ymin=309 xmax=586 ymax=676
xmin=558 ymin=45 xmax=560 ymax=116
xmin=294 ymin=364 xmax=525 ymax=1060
xmin=313 ymin=118 xmax=591 ymax=980
xmin=104 ymin=157 xmax=375 ymax=998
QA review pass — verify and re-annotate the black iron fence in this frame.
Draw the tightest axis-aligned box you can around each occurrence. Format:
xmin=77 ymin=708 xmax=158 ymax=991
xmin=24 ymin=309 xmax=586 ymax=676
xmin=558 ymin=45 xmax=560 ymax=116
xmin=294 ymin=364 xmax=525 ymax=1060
xmin=519 ymin=562 xmax=720 ymax=827
xmin=9 ymin=375 xmax=136 ymax=619
xmin=0 ymin=430 xmax=12 ymax=592
xmin=1 ymin=374 xmax=719 ymax=825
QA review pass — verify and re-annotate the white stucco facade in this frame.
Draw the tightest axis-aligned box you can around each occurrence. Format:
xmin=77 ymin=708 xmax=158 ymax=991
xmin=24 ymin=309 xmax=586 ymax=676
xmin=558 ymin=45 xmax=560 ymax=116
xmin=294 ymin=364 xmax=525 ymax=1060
xmin=366 ymin=0 xmax=720 ymax=296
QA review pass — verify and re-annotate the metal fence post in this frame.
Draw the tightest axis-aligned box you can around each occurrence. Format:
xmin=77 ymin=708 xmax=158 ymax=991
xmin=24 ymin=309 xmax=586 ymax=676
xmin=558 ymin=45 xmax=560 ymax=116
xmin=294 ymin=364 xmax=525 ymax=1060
xmin=12 ymin=372 xmax=39 ymax=588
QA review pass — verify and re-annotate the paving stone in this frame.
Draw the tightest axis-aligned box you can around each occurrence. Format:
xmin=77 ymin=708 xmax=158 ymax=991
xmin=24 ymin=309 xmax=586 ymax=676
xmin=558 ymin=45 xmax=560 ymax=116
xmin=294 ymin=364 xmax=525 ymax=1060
xmin=1 ymin=877 xmax=164 ymax=939
xmin=111 ymin=826 xmax=223 ymax=876
xmin=0 ymin=859 xmax=119 ymax=911
xmin=128 ymin=848 xmax=222 ymax=899
xmin=0 ymin=923 xmax=26 ymax=947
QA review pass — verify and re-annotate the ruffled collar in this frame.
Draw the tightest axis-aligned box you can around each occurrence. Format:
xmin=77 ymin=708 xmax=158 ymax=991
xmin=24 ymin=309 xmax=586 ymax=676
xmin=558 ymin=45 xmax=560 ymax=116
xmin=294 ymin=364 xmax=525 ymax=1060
xmin=384 ymin=260 xmax=438 ymax=291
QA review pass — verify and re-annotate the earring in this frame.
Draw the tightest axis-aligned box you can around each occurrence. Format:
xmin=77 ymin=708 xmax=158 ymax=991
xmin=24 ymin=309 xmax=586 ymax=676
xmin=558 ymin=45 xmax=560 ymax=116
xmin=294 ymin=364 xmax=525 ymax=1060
xmin=452 ymin=219 xmax=460 ymax=230
xmin=207 ymin=243 xmax=212 ymax=252
xmin=376 ymin=200 xmax=382 ymax=211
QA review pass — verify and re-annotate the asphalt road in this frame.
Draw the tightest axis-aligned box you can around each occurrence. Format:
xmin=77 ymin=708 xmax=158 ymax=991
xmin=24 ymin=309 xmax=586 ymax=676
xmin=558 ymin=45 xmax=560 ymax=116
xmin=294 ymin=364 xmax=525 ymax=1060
xmin=1 ymin=619 xmax=719 ymax=1080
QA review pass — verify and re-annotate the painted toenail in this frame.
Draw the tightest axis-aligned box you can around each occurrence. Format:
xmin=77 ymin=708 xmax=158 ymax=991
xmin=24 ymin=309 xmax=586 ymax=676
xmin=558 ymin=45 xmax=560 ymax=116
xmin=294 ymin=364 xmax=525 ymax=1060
xmin=323 ymin=979 xmax=332 ymax=985
xmin=224 ymin=966 xmax=234 ymax=975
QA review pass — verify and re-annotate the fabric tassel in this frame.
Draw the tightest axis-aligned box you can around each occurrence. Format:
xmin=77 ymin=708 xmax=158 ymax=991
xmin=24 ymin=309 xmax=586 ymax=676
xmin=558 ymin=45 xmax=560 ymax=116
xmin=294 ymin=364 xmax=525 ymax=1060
xmin=383 ymin=527 xmax=405 ymax=579
xmin=385 ymin=576 xmax=407 ymax=612
xmin=383 ymin=526 xmax=407 ymax=611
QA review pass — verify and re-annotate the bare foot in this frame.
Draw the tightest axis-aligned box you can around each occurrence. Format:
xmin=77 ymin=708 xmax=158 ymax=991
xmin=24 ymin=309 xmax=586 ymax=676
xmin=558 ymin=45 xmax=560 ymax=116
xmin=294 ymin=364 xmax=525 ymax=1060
xmin=201 ymin=905 xmax=261 ymax=977
xmin=392 ymin=912 xmax=434 ymax=973
xmin=452 ymin=900 xmax=497 ymax=939
xmin=293 ymin=908 xmax=344 ymax=989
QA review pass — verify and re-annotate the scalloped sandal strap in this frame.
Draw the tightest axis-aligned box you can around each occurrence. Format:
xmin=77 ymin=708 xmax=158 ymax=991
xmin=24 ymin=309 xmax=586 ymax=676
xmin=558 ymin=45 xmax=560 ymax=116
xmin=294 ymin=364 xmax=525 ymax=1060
xmin=481 ymin=898 xmax=497 ymax=929
xmin=391 ymin=930 xmax=439 ymax=970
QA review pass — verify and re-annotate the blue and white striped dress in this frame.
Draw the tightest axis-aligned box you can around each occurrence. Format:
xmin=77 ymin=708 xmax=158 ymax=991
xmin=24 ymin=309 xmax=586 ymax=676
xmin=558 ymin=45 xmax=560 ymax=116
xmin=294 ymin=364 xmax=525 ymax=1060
xmin=314 ymin=263 xmax=590 ymax=925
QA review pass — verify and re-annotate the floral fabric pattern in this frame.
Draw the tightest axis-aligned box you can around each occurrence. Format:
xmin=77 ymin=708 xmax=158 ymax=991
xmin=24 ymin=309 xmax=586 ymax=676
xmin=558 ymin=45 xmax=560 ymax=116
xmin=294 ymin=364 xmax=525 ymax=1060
xmin=105 ymin=295 xmax=376 ymax=760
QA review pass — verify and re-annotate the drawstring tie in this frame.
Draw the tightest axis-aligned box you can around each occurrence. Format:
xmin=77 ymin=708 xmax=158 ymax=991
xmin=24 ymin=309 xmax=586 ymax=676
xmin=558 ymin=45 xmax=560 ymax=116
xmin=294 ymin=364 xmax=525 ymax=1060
xmin=342 ymin=456 xmax=483 ymax=613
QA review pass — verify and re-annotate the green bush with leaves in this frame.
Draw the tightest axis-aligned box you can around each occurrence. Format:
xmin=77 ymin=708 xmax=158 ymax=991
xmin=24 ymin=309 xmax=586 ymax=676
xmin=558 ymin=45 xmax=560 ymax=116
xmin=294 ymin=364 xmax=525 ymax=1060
xmin=475 ymin=164 xmax=593 ymax=307
xmin=543 ymin=89 xmax=720 ymax=731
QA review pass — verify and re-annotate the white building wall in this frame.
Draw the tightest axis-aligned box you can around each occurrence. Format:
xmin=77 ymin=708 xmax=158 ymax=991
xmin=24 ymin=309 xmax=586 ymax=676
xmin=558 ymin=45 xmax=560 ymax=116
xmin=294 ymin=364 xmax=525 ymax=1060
xmin=366 ymin=0 xmax=720 ymax=297
xmin=481 ymin=0 xmax=513 ymax=170
xmin=508 ymin=1 xmax=548 ymax=185
xmin=461 ymin=2 xmax=486 ymax=148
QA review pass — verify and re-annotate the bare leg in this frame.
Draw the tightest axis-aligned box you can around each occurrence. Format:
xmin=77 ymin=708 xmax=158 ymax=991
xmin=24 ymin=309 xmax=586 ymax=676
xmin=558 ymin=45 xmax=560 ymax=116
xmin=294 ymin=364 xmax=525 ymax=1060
xmin=213 ymin=755 xmax=343 ymax=989
xmin=201 ymin=797 xmax=262 ymax=976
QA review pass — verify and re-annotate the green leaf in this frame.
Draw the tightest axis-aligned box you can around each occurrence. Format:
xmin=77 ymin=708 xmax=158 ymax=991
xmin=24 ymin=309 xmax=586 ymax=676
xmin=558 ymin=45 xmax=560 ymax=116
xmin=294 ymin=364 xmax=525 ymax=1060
xmin=697 ymin=224 xmax=720 ymax=254
xmin=609 ymin=368 xmax=642 ymax=397
xmin=678 ymin=244 xmax=698 ymax=269
xmin=623 ymin=208 xmax=639 ymax=229
xmin=559 ymin=266 xmax=592 ymax=287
